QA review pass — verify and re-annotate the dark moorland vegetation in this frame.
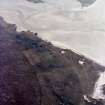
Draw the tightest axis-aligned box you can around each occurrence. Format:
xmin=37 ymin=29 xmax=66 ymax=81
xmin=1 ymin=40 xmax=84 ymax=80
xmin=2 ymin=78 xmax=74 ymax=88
xmin=0 ymin=17 xmax=104 ymax=105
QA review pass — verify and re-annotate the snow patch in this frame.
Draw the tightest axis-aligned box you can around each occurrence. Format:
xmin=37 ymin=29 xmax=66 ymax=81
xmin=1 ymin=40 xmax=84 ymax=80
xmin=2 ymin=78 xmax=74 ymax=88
xmin=92 ymin=71 xmax=105 ymax=99
xmin=78 ymin=60 xmax=84 ymax=65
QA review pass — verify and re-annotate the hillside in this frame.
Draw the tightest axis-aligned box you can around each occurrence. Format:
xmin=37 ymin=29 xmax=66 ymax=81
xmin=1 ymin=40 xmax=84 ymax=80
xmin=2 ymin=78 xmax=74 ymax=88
xmin=0 ymin=17 xmax=104 ymax=105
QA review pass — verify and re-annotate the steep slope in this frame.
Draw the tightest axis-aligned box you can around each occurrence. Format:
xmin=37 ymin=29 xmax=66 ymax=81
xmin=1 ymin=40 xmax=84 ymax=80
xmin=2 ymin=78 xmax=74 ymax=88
xmin=0 ymin=17 xmax=105 ymax=105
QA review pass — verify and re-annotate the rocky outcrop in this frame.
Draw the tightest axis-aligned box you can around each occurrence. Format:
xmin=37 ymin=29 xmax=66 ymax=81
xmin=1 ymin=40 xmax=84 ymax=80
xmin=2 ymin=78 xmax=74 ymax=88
xmin=0 ymin=17 xmax=105 ymax=105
